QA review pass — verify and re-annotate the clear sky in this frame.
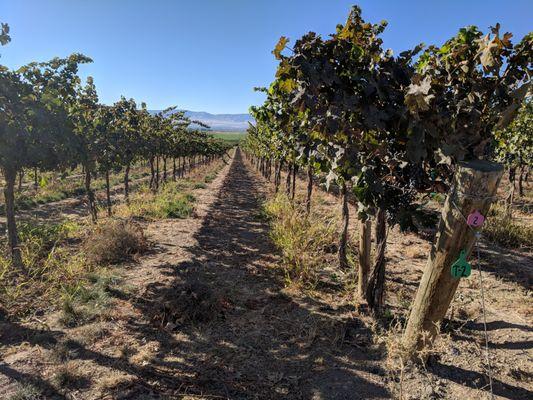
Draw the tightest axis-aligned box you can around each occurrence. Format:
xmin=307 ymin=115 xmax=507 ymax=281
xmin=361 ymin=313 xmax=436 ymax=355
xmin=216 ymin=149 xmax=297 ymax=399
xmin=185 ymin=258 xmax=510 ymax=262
xmin=1 ymin=0 xmax=532 ymax=114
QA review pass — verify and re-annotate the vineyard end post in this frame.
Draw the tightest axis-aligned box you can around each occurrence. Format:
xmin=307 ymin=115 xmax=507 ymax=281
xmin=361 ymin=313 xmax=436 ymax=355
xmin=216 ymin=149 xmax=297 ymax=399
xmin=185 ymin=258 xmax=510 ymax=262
xmin=402 ymin=160 xmax=503 ymax=360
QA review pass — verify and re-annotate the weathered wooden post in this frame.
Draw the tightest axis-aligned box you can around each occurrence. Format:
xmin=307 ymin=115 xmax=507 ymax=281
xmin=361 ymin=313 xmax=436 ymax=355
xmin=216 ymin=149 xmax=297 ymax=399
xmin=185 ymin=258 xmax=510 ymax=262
xmin=357 ymin=218 xmax=372 ymax=297
xmin=338 ymin=182 xmax=349 ymax=270
xmin=402 ymin=160 xmax=503 ymax=359
xmin=366 ymin=208 xmax=388 ymax=313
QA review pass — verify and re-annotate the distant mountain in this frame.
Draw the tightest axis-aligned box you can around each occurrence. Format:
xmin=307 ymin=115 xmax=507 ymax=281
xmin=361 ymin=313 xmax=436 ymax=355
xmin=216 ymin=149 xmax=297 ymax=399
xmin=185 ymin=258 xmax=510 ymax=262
xmin=150 ymin=110 xmax=253 ymax=132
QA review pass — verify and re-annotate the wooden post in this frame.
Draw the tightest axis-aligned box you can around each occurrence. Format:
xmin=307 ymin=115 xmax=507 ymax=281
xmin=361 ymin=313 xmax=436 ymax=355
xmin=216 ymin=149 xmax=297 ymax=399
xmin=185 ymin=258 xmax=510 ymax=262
xmin=155 ymin=156 xmax=160 ymax=190
xmin=17 ymin=170 xmax=24 ymax=192
xmin=338 ymin=182 xmax=349 ymax=270
xmin=173 ymin=158 xmax=177 ymax=181
xmin=357 ymin=218 xmax=372 ymax=297
xmin=275 ymin=161 xmax=282 ymax=193
xmin=506 ymin=167 xmax=515 ymax=217
xmin=34 ymin=167 xmax=39 ymax=189
xmin=291 ymin=164 xmax=297 ymax=201
xmin=84 ymin=165 xmax=98 ymax=223
xmin=518 ymin=165 xmax=525 ymax=197
xmin=124 ymin=163 xmax=131 ymax=204
xmin=402 ymin=160 xmax=503 ymax=358
xmin=366 ymin=208 xmax=387 ymax=314
xmin=149 ymin=157 xmax=155 ymax=189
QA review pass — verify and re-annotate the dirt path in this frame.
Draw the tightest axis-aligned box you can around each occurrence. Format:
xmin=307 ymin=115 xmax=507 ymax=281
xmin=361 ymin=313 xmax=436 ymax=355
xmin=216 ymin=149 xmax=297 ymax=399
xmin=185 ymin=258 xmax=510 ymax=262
xmin=0 ymin=149 xmax=391 ymax=399
xmin=119 ymin=148 xmax=390 ymax=399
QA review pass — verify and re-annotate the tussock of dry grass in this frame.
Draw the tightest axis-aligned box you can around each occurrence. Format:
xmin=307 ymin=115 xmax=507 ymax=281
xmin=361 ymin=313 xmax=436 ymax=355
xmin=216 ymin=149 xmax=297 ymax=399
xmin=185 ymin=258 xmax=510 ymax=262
xmin=58 ymin=272 xmax=122 ymax=327
xmin=263 ymin=193 xmax=337 ymax=284
xmin=483 ymin=203 xmax=533 ymax=249
xmin=83 ymin=218 xmax=147 ymax=265
xmin=0 ymin=218 xmax=141 ymax=319
xmin=7 ymin=383 xmax=43 ymax=400
xmin=404 ymin=246 xmax=427 ymax=260
xmin=0 ymin=220 xmax=82 ymax=278
xmin=52 ymin=362 xmax=88 ymax=389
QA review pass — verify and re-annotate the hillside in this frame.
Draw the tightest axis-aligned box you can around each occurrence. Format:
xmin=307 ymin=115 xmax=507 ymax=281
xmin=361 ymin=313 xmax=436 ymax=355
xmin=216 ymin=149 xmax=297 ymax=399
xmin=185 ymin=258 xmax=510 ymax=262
xmin=150 ymin=110 xmax=253 ymax=131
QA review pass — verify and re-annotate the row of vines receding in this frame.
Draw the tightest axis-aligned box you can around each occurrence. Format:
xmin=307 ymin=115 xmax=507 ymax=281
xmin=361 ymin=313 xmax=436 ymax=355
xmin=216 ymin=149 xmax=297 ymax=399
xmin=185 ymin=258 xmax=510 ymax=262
xmin=1 ymin=29 xmax=232 ymax=272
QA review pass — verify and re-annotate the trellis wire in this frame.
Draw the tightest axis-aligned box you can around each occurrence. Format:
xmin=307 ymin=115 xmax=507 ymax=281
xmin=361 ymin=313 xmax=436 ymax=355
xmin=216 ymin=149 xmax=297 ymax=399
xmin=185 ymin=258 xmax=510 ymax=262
xmin=451 ymin=199 xmax=495 ymax=400
xmin=474 ymin=233 xmax=494 ymax=400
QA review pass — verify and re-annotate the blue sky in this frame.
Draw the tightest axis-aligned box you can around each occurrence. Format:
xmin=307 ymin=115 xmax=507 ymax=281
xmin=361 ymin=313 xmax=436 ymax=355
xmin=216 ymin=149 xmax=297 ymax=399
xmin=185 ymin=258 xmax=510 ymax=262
xmin=2 ymin=0 xmax=532 ymax=114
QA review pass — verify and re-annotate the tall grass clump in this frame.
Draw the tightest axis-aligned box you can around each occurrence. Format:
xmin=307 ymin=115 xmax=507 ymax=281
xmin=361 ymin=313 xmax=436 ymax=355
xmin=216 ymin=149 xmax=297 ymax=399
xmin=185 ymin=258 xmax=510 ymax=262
xmin=8 ymin=383 xmax=44 ymax=400
xmin=0 ymin=220 xmax=87 ymax=317
xmin=264 ymin=194 xmax=337 ymax=284
xmin=204 ymin=172 xmax=217 ymax=183
xmin=83 ymin=218 xmax=147 ymax=265
xmin=17 ymin=221 xmax=80 ymax=270
xmin=119 ymin=182 xmax=195 ymax=220
xmin=483 ymin=203 xmax=533 ymax=249
xmin=0 ymin=220 xmax=82 ymax=285
xmin=0 ymin=216 xmax=146 ymax=318
xmin=58 ymin=271 xmax=121 ymax=327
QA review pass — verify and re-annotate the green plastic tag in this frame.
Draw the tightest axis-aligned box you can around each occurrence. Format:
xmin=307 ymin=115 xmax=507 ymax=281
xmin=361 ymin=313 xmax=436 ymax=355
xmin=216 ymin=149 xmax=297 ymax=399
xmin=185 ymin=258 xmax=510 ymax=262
xmin=451 ymin=250 xmax=472 ymax=278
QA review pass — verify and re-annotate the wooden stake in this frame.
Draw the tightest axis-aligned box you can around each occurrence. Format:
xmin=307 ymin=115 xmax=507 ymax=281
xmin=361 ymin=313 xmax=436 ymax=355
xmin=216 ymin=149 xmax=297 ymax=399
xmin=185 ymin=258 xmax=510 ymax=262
xmin=358 ymin=218 xmax=372 ymax=297
xmin=338 ymin=182 xmax=349 ymax=270
xmin=366 ymin=208 xmax=387 ymax=314
xmin=402 ymin=160 xmax=503 ymax=359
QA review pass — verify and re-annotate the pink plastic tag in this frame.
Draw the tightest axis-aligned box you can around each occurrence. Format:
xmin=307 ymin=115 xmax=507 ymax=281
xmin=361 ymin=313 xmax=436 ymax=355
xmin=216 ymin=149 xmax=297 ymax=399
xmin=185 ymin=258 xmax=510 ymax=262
xmin=467 ymin=210 xmax=485 ymax=228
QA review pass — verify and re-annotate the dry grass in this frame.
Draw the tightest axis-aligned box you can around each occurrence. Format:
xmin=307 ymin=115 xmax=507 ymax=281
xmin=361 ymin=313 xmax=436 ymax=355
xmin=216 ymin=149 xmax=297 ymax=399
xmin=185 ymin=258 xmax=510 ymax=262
xmin=404 ymin=246 xmax=427 ymax=260
xmin=51 ymin=362 xmax=88 ymax=390
xmin=263 ymin=193 xmax=338 ymax=284
xmin=483 ymin=203 xmax=533 ymax=249
xmin=0 ymin=159 xmax=220 ymax=319
xmin=7 ymin=383 xmax=44 ymax=400
xmin=72 ymin=323 xmax=110 ymax=346
xmin=83 ymin=218 xmax=147 ymax=265
xmin=0 ymin=220 xmax=82 ymax=278
xmin=116 ymin=182 xmax=195 ymax=220
xmin=375 ymin=317 xmax=455 ymax=400
xmin=0 ymin=218 xmax=140 ymax=320
xmin=58 ymin=272 xmax=123 ymax=327
xmin=0 ymin=220 xmax=89 ymax=317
